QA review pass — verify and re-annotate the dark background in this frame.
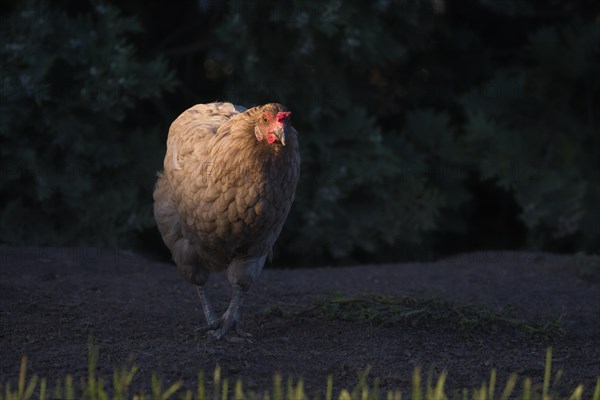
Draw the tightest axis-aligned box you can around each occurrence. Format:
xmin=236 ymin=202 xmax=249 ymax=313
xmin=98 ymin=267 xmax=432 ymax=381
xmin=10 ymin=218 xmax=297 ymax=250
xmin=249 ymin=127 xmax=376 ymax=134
xmin=1 ymin=0 xmax=599 ymax=266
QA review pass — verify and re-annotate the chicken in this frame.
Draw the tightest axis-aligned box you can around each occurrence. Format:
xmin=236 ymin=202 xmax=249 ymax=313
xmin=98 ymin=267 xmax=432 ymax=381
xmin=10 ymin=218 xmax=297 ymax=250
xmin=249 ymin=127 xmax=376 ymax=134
xmin=153 ymin=102 xmax=300 ymax=340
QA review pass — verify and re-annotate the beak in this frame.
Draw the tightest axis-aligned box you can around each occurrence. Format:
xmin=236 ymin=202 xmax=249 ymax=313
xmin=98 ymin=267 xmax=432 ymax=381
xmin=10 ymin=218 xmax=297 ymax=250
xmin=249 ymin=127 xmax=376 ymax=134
xmin=274 ymin=126 xmax=286 ymax=146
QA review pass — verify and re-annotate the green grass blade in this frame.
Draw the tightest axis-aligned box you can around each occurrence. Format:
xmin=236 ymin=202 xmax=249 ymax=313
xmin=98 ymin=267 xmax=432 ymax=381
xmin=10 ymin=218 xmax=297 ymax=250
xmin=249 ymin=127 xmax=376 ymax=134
xmin=475 ymin=383 xmax=487 ymax=400
xmin=221 ymin=378 xmax=228 ymax=400
xmin=151 ymin=373 xmax=161 ymax=400
xmin=113 ymin=365 xmax=138 ymax=400
xmin=234 ymin=379 xmax=243 ymax=400
xmin=181 ymin=390 xmax=192 ymax=400
xmin=51 ymin=378 xmax=62 ymax=399
xmin=488 ymin=369 xmax=496 ymax=400
xmin=286 ymin=377 xmax=293 ymax=400
xmin=214 ymin=366 xmax=221 ymax=400
xmin=543 ymin=348 xmax=552 ymax=400
xmin=433 ymin=372 xmax=446 ymax=400
xmin=593 ymin=377 xmax=600 ymax=400
xmin=160 ymin=380 xmax=182 ymax=400
xmin=273 ymin=373 xmax=282 ymax=400
xmin=5 ymin=382 xmax=12 ymax=400
xmin=38 ymin=378 xmax=46 ymax=400
xmin=65 ymin=374 xmax=74 ymax=400
xmin=411 ymin=367 xmax=422 ymax=400
xmin=97 ymin=377 xmax=108 ymax=400
xmin=87 ymin=340 xmax=99 ymax=400
xmin=325 ymin=376 xmax=332 ymax=400
xmin=461 ymin=387 xmax=468 ymax=400
xmin=522 ymin=377 xmax=531 ymax=400
xmin=568 ymin=384 xmax=583 ymax=400
xmin=425 ymin=367 xmax=434 ymax=400
xmin=294 ymin=379 xmax=304 ymax=400
xmin=499 ymin=373 xmax=517 ymax=400
xmin=197 ymin=371 xmax=205 ymax=400
xmin=17 ymin=357 xmax=26 ymax=399
xmin=23 ymin=375 xmax=37 ymax=400
xmin=387 ymin=390 xmax=401 ymax=400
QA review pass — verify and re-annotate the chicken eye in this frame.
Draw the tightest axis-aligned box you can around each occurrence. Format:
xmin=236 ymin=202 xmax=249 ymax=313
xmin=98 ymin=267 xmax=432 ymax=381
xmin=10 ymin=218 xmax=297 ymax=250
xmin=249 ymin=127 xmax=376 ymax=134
xmin=262 ymin=116 xmax=268 ymax=123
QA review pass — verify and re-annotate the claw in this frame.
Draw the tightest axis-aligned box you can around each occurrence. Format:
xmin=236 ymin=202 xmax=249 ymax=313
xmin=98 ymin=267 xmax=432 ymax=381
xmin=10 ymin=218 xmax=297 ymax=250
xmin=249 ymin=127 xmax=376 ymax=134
xmin=208 ymin=315 xmax=251 ymax=340
xmin=198 ymin=285 xmax=252 ymax=340
xmin=195 ymin=315 xmax=223 ymax=334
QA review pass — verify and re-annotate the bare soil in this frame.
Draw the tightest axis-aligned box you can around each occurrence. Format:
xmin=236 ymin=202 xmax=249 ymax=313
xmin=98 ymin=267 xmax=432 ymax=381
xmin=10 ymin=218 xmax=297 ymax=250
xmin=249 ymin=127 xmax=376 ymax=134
xmin=1 ymin=246 xmax=599 ymax=397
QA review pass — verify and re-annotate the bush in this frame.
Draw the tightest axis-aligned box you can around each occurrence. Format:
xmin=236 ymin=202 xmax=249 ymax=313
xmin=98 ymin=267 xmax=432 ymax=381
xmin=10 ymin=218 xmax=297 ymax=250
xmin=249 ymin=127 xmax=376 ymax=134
xmin=210 ymin=0 xmax=599 ymax=263
xmin=0 ymin=1 xmax=175 ymax=246
xmin=462 ymin=21 xmax=600 ymax=251
xmin=211 ymin=1 xmax=464 ymax=262
xmin=1 ymin=0 xmax=597 ymax=265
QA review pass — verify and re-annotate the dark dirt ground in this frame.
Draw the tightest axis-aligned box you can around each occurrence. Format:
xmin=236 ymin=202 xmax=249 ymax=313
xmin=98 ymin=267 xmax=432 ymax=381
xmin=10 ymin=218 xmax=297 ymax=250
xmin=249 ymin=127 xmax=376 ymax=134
xmin=1 ymin=246 xmax=599 ymax=397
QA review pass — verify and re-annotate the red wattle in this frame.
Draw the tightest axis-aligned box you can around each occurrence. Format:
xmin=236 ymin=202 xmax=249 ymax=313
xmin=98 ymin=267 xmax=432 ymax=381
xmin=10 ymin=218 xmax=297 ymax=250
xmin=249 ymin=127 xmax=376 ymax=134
xmin=267 ymin=134 xmax=276 ymax=143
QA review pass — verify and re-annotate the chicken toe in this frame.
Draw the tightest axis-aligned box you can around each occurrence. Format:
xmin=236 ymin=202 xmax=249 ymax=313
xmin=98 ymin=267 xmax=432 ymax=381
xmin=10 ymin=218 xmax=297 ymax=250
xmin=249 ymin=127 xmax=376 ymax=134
xmin=208 ymin=285 xmax=252 ymax=340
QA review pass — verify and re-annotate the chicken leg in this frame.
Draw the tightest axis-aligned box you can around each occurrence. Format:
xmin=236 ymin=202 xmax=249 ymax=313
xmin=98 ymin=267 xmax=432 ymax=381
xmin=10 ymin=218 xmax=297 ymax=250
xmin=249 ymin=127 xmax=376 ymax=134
xmin=196 ymin=285 xmax=218 ymax=326
xmin=195 ymin=284 xmax=251 ymax=340
xmin=209 ymin=284 xmax=250 ymax=340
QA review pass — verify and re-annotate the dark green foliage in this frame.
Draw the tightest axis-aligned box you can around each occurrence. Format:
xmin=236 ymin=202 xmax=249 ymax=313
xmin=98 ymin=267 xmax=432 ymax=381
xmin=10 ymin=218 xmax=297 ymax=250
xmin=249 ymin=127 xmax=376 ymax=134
xmin=462 ymin=21 xmax=600 ymax=250
xmin=213 ymin=1 xmax=464 ymax=262
xmin=211 ymin=0 xmax=599 ymax=263
xmin=1 ymin=0 xmax=598 ymax=265
xmin=0 ymin=1 xmax=175 ymax=245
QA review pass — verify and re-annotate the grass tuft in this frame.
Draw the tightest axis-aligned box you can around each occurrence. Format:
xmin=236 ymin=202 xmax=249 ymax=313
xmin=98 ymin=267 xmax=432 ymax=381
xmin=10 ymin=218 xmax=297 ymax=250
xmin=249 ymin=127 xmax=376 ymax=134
xmin=0 ymin=346 xmax=598 ymax=400
xmin=264 ymin=292 xmax=565 ymax=337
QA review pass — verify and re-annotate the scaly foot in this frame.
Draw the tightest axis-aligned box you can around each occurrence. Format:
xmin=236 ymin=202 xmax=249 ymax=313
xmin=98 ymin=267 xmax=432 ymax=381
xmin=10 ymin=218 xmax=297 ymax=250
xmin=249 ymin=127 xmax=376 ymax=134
xmin=208 ymin=310 xmax=251 ymax=341
xmin=207 ymin=285 xmax=252 ymax=341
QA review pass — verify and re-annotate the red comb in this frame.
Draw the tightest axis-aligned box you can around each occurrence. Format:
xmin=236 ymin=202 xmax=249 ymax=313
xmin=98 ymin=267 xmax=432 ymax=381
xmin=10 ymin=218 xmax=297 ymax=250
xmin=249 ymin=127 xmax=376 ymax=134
xmin=276 ymin=111 xmax=291 ymax=123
